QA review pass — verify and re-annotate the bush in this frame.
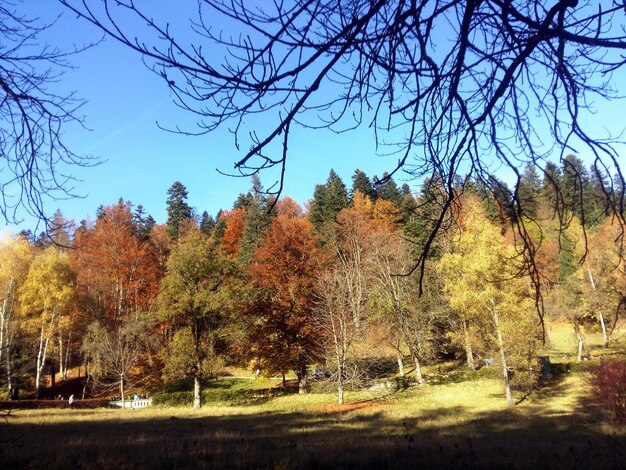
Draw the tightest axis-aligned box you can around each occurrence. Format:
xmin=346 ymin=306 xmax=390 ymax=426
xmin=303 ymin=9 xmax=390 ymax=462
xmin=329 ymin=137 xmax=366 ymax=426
xmin=151 ymin=391 xmax=193 ymax=407
xmin=591 ymin=361 xmax=626 ymax=427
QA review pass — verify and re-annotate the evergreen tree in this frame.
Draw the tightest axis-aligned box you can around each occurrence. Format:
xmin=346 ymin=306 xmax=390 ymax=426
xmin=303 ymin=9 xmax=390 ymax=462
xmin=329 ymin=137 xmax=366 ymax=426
xmin=517 ymin=163 xmax=542 ymax=217
xmin=351 ymin=169 xmax=375 ymax=201
xmin=588 ymin=164 xmax=610 ymax=222
xmin=404 ymin=176 xmax=445 ymax=259
xmin=561 ymin=155 xmax=590 ymax=224
xmin=212 ymin=210 xmax=226 ymax=241
xmin=474 ymin=176 xmax=514 ymax=222
xmin=399 ymin=191 xmax=418 ymax=227
xmin=199 ymin=211 xmax=216 ymax=235
xmin=375 ymin=172 xmax=403 ymax=207
xmin=542 ymin=161 xmax=562 ymax=210
xmin=46 ymin=209 xmax=73 ymax=247
xmin=133 ymin=205 xmax=155 ymax=240
xmin=309 ymin=169 xmax=349 ymax=230
xmin=95 ymin=205 xmax=106 ymax=221
xmin=238 ymin=177 xmax=275 ymax=264
xmin=166 ymin=181 xmax=193 ymax=240
xmin=233 ymin=192 xmax=254 ymax=209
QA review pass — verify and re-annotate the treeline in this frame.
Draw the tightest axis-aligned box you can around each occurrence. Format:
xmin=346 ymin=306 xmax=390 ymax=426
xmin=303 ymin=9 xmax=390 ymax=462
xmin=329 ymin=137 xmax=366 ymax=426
xmin=0 ymin=155 xmax=624 ymax=406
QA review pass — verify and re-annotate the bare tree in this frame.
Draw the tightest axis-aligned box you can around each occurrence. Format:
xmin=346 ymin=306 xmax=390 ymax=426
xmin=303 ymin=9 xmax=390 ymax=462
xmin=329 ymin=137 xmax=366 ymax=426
xmin=371 ymin=232 xmax=445 ymax=384
xmin=0 ymin=2 xmax=97 ymax=225
xmin=61 ymin=1 xmax=625 ymax=317
xmin=82 ymin=314 xmax=156 ymax=407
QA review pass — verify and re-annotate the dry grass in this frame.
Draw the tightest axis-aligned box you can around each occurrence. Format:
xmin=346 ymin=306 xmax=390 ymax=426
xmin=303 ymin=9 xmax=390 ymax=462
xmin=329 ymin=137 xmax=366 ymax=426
xmin=2 ymin=371 xmax=624 ymax=469
xmin=2 ymin=323 xmax=625 ymax=468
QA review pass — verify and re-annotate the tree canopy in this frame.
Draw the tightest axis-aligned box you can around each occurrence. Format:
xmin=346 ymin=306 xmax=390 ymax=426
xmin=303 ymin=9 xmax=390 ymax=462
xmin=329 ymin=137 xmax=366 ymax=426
xmin=58 ymin=0 xmax=624 ymax=306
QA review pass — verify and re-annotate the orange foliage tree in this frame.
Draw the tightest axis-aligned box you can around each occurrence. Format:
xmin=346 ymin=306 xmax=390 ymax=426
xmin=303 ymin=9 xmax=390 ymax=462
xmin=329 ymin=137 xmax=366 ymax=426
xmin=247 ymin=199 xmax=325 ymax=393
xmin=220 ymin=207 xmax=247 ymax=257
xmin=72 ymin=201 xmax=160 ymax=323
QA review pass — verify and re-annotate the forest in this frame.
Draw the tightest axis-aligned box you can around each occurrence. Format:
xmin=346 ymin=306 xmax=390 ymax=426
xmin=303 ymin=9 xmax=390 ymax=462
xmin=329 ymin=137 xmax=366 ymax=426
xmin=0 ymin=154 xmax=624 ymax=411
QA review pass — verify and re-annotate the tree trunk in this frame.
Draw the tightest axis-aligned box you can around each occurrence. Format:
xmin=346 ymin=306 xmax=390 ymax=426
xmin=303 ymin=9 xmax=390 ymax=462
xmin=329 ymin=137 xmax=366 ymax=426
xmin=598 ymin=312 xmax=608 ymax=348
xmin=35 ymin=325 xmax=50 ymax=399
xmin=50 ymin=360 xmax=56 ymax=389
xmin=337 ymin=375 xmax=344 ymax=405
xmin=298 ymin=371 xmax=308 ymax=395
xmin=462 ymin=317 xmax=475 ymax=370
xmin=0 ymin=286 xmax=9 ymax=372
xmin=575 ymin=322 xmax=585 ymax=361
xmin=413 ymin=355 xmax=424 ymax=385
xmin=120 ymin=375 xmax=125 ymax=409
xmin=193 ymin=374 xmax=201 ymax=409
xmin=587 ymin=265 xmax=608 ymax=347
xmin=545 ymin=321 xmax=552 ymax=347
xmin=490 ymin=302 xmax=512 ymax=406
xmin=6 ymin=344 xmax=13 ymax=399
xmin=58 ymin=335 xmax=64 ymax=381
xmin=397 ymin=350 xmax=405 ymax=378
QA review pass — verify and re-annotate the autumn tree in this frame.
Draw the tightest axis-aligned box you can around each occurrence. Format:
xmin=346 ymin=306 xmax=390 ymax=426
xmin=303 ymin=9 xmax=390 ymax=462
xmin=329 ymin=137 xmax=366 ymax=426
xmin=370 ymin=231 xmax=444 ymax=385
xmin=439 ymin=196 xmax=537 ymax=406
xmin=82 ymin=313 xmax=157 ymax=407
xmin=0 ymin=233 xmax=31 ymax=395
xmin=220 ymin=208 xmax=247 ymax=257
xmin=247 ymin=200 xmax=325 ymax=393
xmin=315 ymin=268 xmax=358 ymax=404
xmin=61 ymin=0 xmax=626 ymax=298
xmin=158 ymin=229 xmax=233 ymax=408
xmin=72 ymin=200 xmax=159 ymax=323
xmin=588 ymin=219 xmax=626 ymax=345
xmin=19 ymin=247 xmax=75 ymax=398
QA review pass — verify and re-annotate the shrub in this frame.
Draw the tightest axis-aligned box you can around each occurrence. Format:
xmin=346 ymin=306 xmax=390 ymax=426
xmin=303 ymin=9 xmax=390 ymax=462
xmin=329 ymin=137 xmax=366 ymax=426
xmin=152 ymin=391 xmax=193 ymax=407
xmin=591 ymin=361 xmax=626 ymax=427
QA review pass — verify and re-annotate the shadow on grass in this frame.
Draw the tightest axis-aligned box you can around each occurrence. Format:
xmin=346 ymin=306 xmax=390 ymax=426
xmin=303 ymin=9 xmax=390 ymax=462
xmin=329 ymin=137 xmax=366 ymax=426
xmin=1 ymin=385 xmax=624 ymax=470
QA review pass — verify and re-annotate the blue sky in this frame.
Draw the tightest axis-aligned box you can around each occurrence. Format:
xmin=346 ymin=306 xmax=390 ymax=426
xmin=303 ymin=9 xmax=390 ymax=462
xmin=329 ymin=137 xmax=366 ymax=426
xmin=5 ymin=1 xmax=396 ymax=231
xmin=3 ymin=1 xmax=625 ymax=232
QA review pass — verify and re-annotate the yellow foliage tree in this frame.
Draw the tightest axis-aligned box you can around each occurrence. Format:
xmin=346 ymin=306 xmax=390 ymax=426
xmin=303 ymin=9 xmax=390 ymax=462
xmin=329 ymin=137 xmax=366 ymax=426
xmin=439 ymin=195 xmax=536 ymax=406
xmin=0 ymin=233 xmax=32 ymax=395
xmin=19 ymin=247 xmax=75 ymax=398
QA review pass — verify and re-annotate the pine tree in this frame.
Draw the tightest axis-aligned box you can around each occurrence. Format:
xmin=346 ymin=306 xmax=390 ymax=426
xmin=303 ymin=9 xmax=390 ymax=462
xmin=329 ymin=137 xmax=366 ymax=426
xmin=46 ymin=209 xmax=73 ymax=248
xmin=517 ymin=163 xmax=542 ymax=218
xmin=166 ymin=181 xmax=193 ymax=240
xmin=542 ymin=161 xmax=562 ymax=210
xmin=309 ymin=169 xmax=349 ymax=229
xmin=133 ymin=205 xmax=155 ymax=241
xmin=351 ymin=169 xmax=375 ymax=201
xmin=404 ymin=176 xmax=446 ymax=259
xmin=238 ymin=176 xmax=275 ymax=264
xmin=199 ymin=211 xmax=216 ymax=235
xmin=375 ymin=172 xmax=403 ymax=207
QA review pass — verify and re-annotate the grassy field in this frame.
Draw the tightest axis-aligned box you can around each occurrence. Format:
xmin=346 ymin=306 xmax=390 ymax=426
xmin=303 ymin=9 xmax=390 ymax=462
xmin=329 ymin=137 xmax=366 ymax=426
xmin=1 ymin=323 xmax=625 ymax=469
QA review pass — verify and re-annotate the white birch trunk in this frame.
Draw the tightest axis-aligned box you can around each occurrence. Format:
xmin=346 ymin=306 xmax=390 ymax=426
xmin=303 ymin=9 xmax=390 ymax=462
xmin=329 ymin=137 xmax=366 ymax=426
xmin=586 ymin=265 xmax=608 ymax=347
xmin=413 ymin=355 xmax=424 ymax=385
xmin=193 ymin=375 xmax=201 ymax=409
xmin=490 ymin=301 xmax=512 ymax=406
xmin=35 ymin=324 xmax=50 ymax=399
xmin=397 ymin=349 xmax=405 ymax=378
xmin=462 ymin=317 xmax=475 ymax=370
xmin=120 ymin=376 xmax=125 ymax=409
xmin=576 ymin=322 xmax=585 ymax=361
